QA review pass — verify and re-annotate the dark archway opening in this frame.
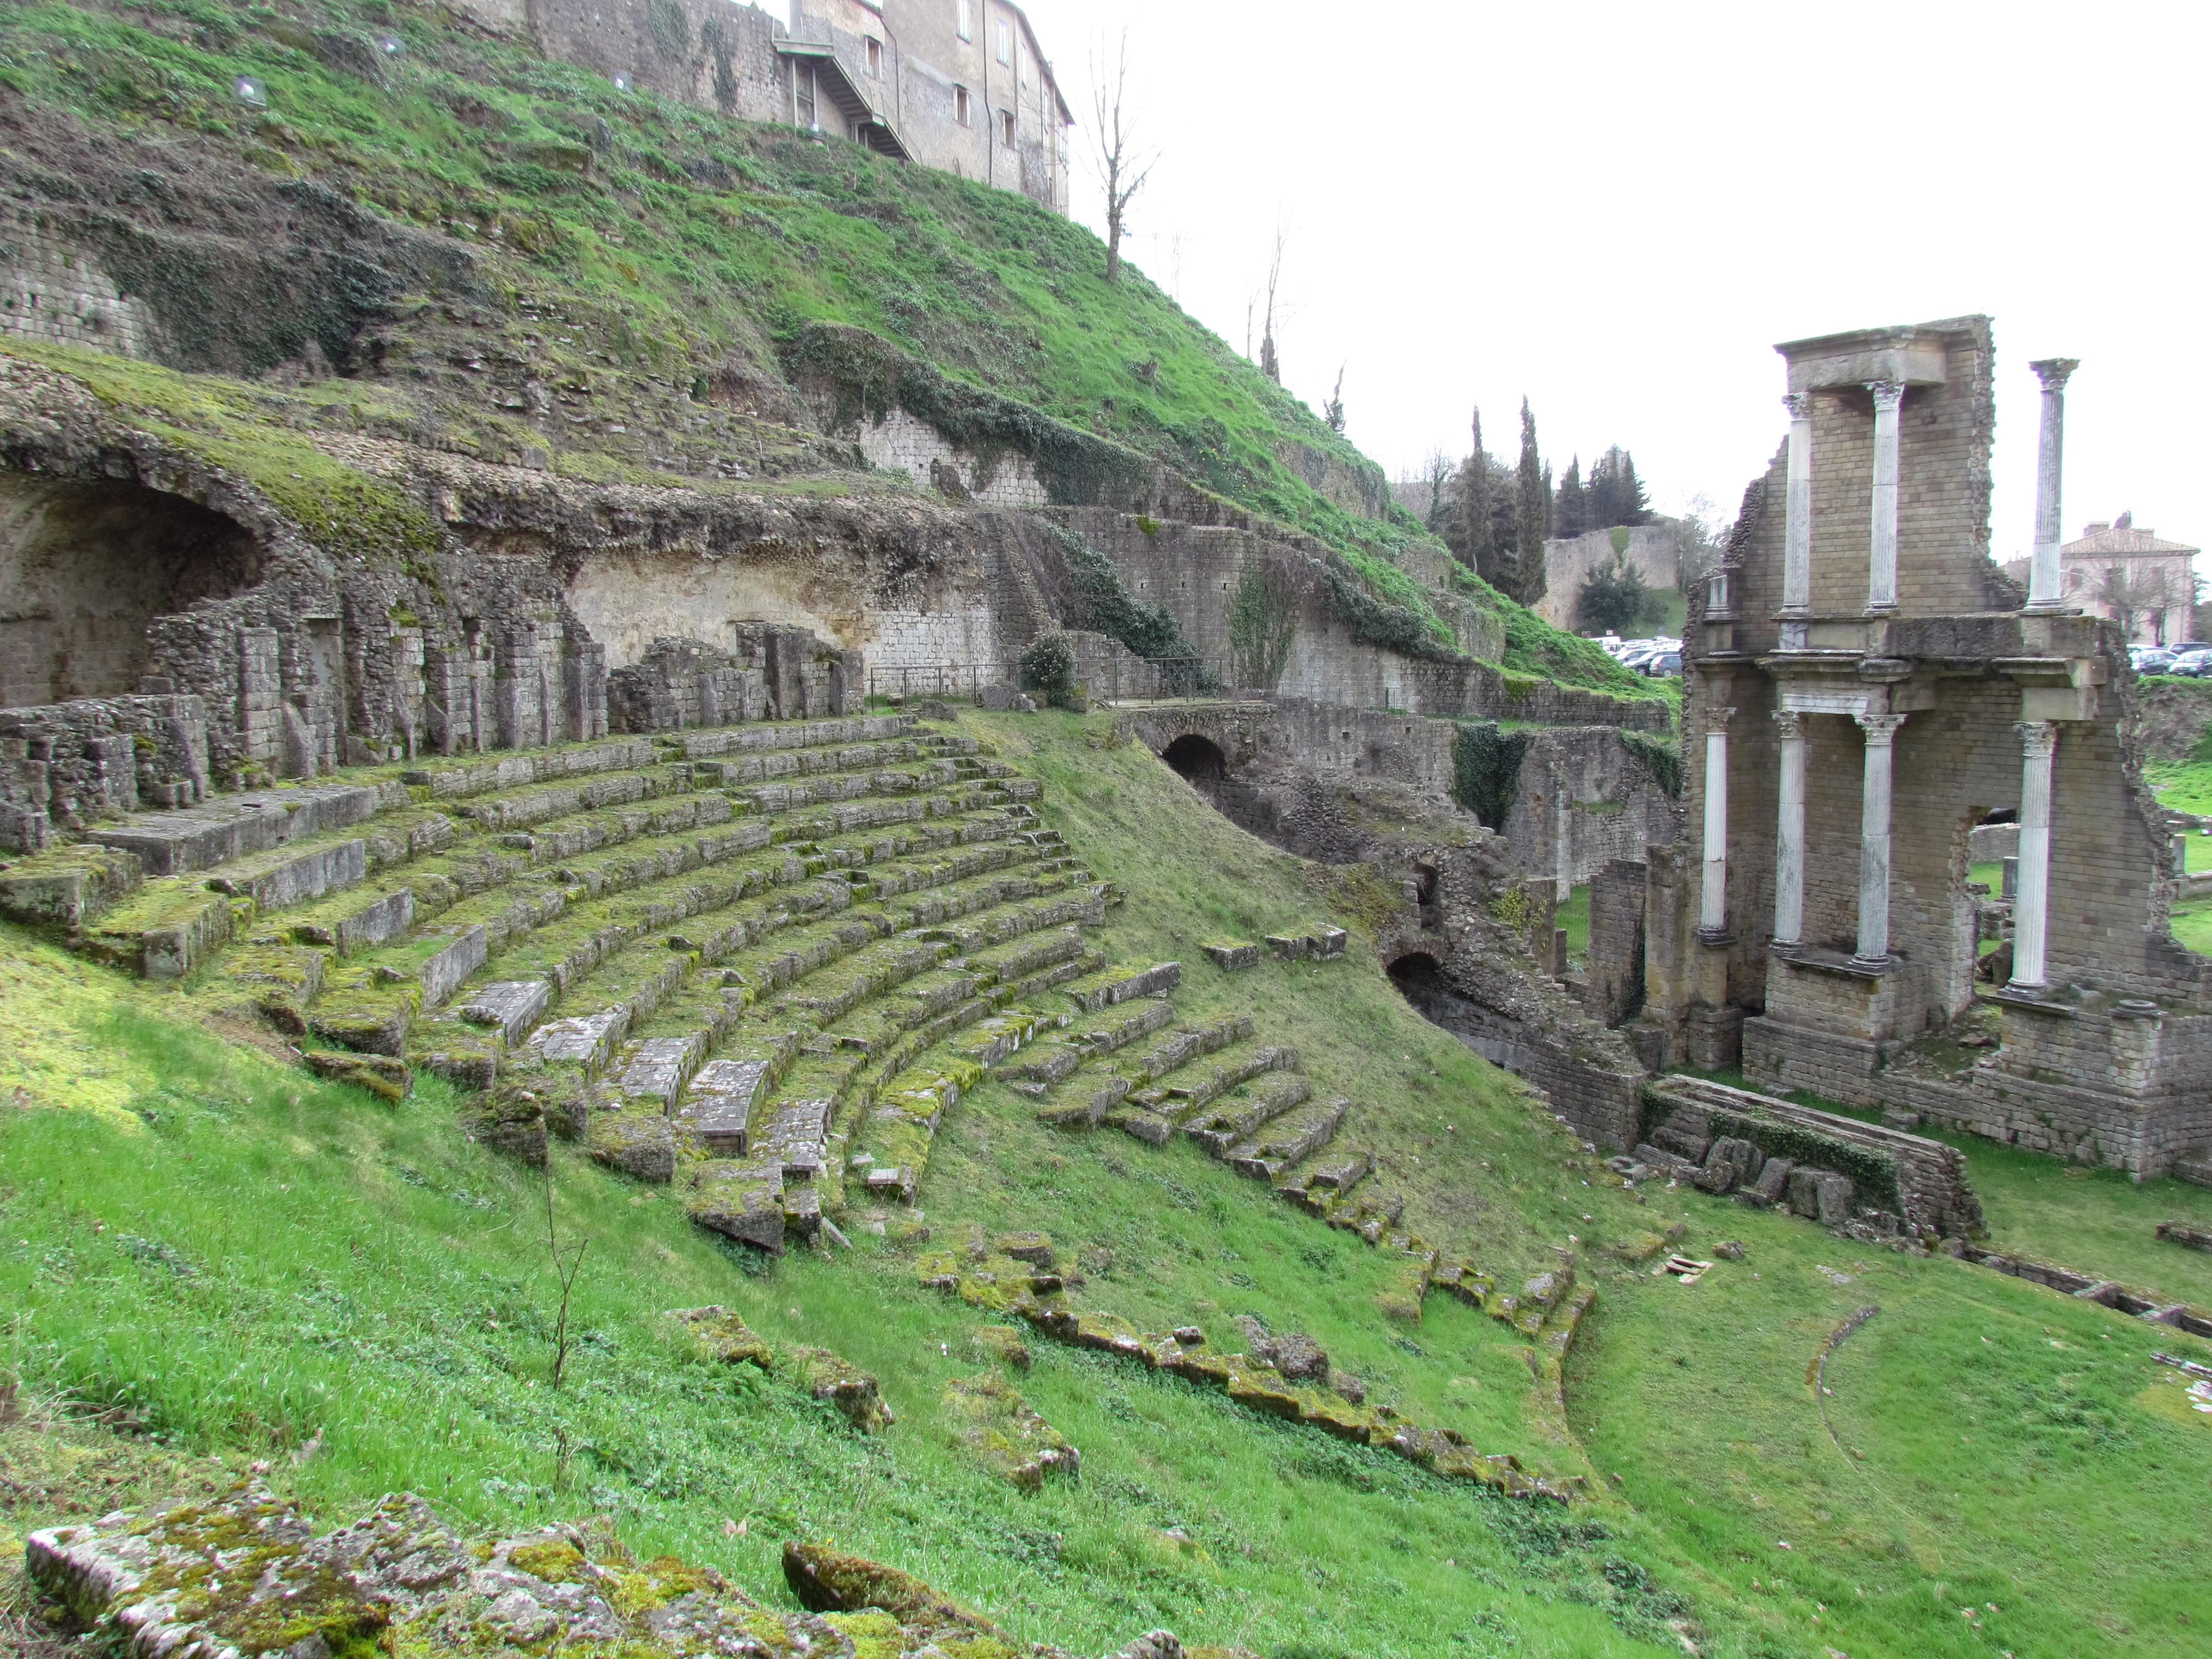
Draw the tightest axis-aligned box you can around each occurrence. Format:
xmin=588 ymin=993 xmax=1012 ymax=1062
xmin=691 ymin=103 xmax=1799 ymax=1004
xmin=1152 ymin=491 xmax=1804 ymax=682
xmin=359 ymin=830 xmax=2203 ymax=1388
xmin=0 ymin=474 xmax=263 ymax=706
xmin=1162 ymin=733 xmax=1228 ymax=786
xmin=1388 ymin=950 xmax=1540 ymax=1077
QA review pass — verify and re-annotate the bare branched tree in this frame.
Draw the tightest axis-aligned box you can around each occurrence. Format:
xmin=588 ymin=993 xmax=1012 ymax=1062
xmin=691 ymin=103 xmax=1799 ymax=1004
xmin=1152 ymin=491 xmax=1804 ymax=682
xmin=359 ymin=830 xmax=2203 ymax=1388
xmin=1088 ymin=31 xmax=1156 ymax=284
xmin=543 ymin=1162 xmax=588 ymax=1390
xmin=1259 ymin=223 xmax=1287 ymax=382
xmin=1323 ymin=363 xmax=1346 ymax=434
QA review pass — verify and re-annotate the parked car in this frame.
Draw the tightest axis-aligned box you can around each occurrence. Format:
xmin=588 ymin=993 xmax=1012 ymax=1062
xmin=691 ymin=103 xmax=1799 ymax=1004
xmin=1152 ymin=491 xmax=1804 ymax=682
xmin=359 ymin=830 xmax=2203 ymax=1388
xmin=1643 ymin=651 xmax=1683 ymax=676
xmin=2168 ymin=649 xmax=2212 ymax=677
xmin=2135 ymin=648 xmax=2178 ymax=675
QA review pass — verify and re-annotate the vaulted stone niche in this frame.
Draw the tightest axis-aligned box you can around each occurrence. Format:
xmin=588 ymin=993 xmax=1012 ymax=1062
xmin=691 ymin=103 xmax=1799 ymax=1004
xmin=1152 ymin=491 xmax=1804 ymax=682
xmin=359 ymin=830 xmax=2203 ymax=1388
xmin=0 ymin=473 xmax=263 ymax=707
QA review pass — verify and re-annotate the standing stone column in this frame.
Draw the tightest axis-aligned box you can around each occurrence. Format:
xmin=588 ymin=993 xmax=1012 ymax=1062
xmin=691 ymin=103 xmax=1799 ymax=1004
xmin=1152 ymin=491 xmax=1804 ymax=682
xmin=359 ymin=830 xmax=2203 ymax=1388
xmin=1699 ymin=707 xmax=1734 ymax=940
xmin=2009 ymin=720 xmax=2059 ymax=992
xmin=1852 ymin=712 xmax=1907 ymax=964
xmin=1781 ymin=393 xmax=1815 ymax=645
xmin=1772 ymin=710 xmax=1809 ymax=948
xmin=1866 ymin=379 xmax=1905 ymax=613
xmin=2025 ymin=359 xmax=2081 ymax=612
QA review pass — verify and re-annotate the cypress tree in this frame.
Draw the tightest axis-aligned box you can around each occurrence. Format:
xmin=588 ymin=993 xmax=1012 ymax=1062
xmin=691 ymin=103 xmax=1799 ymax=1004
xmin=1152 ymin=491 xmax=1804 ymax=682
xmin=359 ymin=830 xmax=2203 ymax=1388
xmin=1513 ymin=398 xmax=1548 ymax=607
xmin=1554 ymin=455 xmax=1587 ymax=538
xmin=1617 ymin=450 xmax=1651 ymax=525
xmin=1455 ymin=406 xmax=1493 ymax=575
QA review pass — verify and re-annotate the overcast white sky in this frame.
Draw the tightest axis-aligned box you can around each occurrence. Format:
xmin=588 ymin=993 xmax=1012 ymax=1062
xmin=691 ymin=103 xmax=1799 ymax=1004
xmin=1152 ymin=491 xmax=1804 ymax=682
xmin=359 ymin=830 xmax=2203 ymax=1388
xmin=780 ymin=1 xmax=2212 ymax=562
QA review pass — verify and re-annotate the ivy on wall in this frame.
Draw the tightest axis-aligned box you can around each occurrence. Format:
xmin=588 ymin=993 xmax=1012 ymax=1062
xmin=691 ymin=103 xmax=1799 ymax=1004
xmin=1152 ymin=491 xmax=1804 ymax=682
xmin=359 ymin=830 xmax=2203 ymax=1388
xmin=1619 ymin=729 xmax=1684 ymax=798
xmin=1451 ymin=720 xmax=1534 ymax=830
xmin=1227 ymin=569 xmax=1297 ymax=690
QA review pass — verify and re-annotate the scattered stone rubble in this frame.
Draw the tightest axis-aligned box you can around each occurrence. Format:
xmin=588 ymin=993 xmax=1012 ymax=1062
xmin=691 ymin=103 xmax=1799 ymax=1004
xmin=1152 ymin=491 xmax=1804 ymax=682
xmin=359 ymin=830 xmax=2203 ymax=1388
xmin=665 ymin=1306 xmax=892 ymax=1432
xmin=22 ymin=1478 xmax=1232 ymax=1659
xmin=914 ymin=1224 xmax=1586 ymax=1503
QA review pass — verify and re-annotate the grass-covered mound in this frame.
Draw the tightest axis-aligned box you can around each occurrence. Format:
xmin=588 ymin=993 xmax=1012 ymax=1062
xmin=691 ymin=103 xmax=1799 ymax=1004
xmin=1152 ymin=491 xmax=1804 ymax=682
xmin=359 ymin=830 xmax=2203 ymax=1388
xmin=0 ymin=0 xmax=1656 ymax=698
xmin=2 ymin=708 xmax=2209 ymax=1656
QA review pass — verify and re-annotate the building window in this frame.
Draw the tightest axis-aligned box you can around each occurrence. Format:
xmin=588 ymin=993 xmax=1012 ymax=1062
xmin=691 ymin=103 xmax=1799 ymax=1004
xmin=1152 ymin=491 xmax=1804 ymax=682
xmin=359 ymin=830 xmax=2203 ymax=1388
xmin=1001 ymin=109 xmax=1015 ymax=146
xmin=994 ymin=19 xmax=1012 ymax=65
xmin=956 ymin=0 xmax=972 ymax=41
xmin=954 ymin=85 xmax=970 ymax=125
xmin=865 ymin=37 xmax=882 ymax=77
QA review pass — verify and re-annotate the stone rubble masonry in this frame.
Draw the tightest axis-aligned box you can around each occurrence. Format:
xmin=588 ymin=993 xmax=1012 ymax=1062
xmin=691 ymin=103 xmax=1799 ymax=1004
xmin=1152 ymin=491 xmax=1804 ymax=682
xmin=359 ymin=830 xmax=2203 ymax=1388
xmin=1643 ymin=1073 xmax=1982 ymax=1239
xmin=0 ymin=693 xmax=209 ymax=852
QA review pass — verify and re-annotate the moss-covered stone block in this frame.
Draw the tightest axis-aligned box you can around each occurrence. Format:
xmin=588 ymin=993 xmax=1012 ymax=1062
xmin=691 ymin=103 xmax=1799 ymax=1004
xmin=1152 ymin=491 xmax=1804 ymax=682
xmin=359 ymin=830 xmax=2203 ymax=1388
xmin=666 ymin=1305 xmax=774 ymax=1368
xmin=943 ymin=1372 xmax=1079 ymax=1491
xmin=785 ymin=1345 xmax=893 ymax=1432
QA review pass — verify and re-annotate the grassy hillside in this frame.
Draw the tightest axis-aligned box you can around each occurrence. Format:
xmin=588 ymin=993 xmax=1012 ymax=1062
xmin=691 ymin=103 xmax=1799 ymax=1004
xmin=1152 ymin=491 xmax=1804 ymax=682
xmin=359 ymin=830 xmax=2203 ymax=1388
xmin=3 ymin=709 xmax=2210 ymax=1657
xmin=0 ymin=0 xmax=1651 ymax=698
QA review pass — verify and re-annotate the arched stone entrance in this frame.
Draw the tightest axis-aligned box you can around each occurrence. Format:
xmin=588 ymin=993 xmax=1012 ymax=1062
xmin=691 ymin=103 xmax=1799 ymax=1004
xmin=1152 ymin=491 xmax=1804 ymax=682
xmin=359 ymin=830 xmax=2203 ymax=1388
xmin=1162 ymin=732 xmax=1228 ymax=786
xmin=0 ymin=474 xmax=263 ymax=706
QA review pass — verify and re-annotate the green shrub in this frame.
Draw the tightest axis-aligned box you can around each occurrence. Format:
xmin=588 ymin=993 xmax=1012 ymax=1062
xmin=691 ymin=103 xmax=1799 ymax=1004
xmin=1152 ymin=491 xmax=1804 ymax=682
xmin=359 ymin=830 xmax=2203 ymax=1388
xmin=1017 ymin=631 xmax=1076 ymax=705
xmin=1452 ymin=721 xmax=1533 ymax=830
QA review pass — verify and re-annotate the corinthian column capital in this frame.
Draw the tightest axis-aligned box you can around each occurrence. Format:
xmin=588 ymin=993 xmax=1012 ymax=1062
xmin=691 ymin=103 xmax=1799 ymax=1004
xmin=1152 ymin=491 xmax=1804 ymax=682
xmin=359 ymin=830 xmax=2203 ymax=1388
xmin=1773 ymin=709 xmax=1807 ymax=741
xmin=2014 ymin=719 xmax=2058 ymax=758
xmin=1783 ymin=392 xmax=1814 ymax=422
xmin=2029 ymin=358 xmax=2080 ymax=393
xmin=1867 ymin=378 xmax=1905 ymax=413
xmin=1855 ymin=711 xmax=1907 ymax=743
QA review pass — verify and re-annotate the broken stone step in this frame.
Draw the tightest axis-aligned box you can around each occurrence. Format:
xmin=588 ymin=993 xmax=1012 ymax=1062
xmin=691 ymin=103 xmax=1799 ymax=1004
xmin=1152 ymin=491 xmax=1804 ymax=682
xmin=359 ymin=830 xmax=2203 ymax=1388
xmin=1122 ymin=1014 xmax=1253 ymax=1085
xmin=0 ymin=844 xmax=143 ymax=929
xmin=456 ymin=979 xmax=554 ymax=1048
xmin=1035 ymin=1074 xmax=1131 ymax=1130
xmin=605 ymin=1031 xmax=711 ymax=1108
xmin=1165 ymin=1046 xmax=1299 ymax=1111
xmin=291 ymin=886 xmax=414 ymax=955
xmin=1202 ymin=940 xmax=1260 ymax=970
xmin=1186 ymin=1072 xmax=1313 ymax=1157
xmin=207 ymin=837 xmax=368 ymax=912
xmin=753 ymin=1096 xmax=836 ymax=1179
xmin=587 ymin=1105 xmax=677 ymax=1183
xmin=86 ymin=780 xmax=398 ymax=876
xmin=1229 ymin=1097 xmax=1351 ymax=1181
xmin=997 ymin=948 xmax=1107 ymax=1008
xmin=1281 ymin=1148 xmax=1374 ymax=1215
xmin=1328 ymin=1187 xmax=1405 ymax=1236
xmin=525 ymin=1007 xmax=632 ymax=1078
xmin=686 ymin=1158 xmax=786 ymax=1252
xmin=1065 ymin=959 xmax=1180 ymax=1013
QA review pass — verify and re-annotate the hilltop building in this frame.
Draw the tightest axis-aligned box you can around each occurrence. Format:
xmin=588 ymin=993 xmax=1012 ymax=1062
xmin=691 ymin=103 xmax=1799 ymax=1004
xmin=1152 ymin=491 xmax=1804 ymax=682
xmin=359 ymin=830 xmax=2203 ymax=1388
xmin=2001 ymin=516 xmax=2200 ymax=646
xmin=461 ymin=0 xmax=1073 ymax=214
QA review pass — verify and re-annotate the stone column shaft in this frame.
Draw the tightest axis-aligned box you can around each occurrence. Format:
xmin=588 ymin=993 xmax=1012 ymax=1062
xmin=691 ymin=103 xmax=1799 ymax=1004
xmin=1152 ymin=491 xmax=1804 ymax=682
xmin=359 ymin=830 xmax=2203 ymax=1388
xmin=1773 ymin=710 xmax=1808 ymax=947
xmin=1853 ymin=713 xmax=1906 ymax=964
xmin=2010 ymin=720 xmax=2058 ymax=991
xmin=1781 ymin=394 xmax=1814 ymax=639
xmin=1867 ymin=380 xmax=1904 ymax=613
xmin=1700 ymin=708 xmax=1734 ymax=938
xmin=2026 ymin=359 xmax=2080 ymax=612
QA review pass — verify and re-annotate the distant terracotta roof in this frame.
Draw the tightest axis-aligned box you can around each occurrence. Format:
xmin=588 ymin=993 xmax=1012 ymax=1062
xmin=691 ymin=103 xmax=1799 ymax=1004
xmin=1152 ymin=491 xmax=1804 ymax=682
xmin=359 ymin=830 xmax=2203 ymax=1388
xmin=2062 ymin=522 xmax=2199 ymax=557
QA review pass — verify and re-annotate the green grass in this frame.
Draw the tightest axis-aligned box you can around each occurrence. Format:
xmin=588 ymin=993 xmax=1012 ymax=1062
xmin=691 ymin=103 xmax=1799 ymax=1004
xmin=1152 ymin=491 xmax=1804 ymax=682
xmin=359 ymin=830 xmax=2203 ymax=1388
xmin=2147 ymin=759 xmax=2212 ymax=816
xmin=0 ymin=0 xmax=1651 ymax=701
xmin=7 ymin=709 xmax=2212 ymax=1657
xmin=1557 ymin=884 xmax=1590 ymax=969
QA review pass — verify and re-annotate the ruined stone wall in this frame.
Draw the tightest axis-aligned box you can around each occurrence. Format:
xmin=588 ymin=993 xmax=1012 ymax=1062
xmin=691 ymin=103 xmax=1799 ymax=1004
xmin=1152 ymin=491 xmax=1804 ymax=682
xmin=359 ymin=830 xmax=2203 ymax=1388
xmin=0 ymin=205 xmax=159 ymax=359
xmin=854 ymin=408 xmax=1049 ymax=506
xmin=1500 ymin=728 xmax=1680 ymax=891
xmin=1584 ymin=859 xmax=1648 ymax=1028
xmin=522 ymin=0 xmax=790 ymax=120
xmin=1060 ymin=510 xmax=1666 ymax=728
xmin=1536 ymin=525 xmax=1679 ymax=632
xmin=1801 ymin=321 xmax=2009 ymax=618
